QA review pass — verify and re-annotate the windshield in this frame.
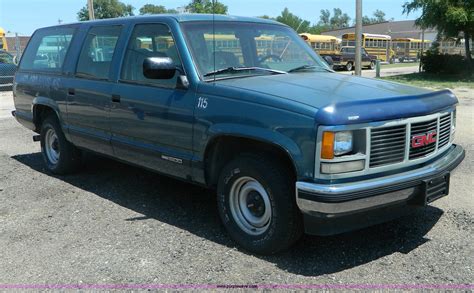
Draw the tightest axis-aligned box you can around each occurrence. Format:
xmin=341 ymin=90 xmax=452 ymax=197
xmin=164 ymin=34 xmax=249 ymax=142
xmin=181 ymin=21 xmax=329 ymax=80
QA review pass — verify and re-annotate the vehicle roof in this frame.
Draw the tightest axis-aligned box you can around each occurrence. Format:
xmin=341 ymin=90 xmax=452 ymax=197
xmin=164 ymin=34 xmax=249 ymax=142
xmin=299 ymin=33 xmax=340 ymax=42
xmin=343 ymin=32 xmax=391 ymax=39
xmin=392 ymin=38 xmax=431 ymax=42
xmin=38 ymin=14 xmax=283 ymax=30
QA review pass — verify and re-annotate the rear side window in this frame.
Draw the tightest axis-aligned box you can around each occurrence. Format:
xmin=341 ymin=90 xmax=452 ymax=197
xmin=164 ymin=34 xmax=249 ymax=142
xmin=19 ymin=27 xmax=75 ymax=72
xmin=76 ymin=26 xmax=122 ymax=80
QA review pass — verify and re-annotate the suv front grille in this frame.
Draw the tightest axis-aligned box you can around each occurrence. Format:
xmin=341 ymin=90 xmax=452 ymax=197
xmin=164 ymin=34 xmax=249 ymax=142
xmin=438 ymin=113 xmax=452 ymax=148
xmin=370 ymin=125 xmax=406 ymax=167
xmin=409 ymin=118 xmax=438 ymax=159
xmin=369 ymin=112 xmax=453 ymax=168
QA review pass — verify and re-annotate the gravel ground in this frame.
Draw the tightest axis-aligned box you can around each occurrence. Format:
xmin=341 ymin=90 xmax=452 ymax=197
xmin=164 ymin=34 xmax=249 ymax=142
xmin=0 ymin=88 xmax=472 ymax=287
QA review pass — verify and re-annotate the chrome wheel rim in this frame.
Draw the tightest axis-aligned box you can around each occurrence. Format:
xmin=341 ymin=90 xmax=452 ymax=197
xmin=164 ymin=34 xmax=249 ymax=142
xmin=229 ymin=176 xmax=272 ymax=235
xmin=44 ymin=128 xmax=60 ymax=165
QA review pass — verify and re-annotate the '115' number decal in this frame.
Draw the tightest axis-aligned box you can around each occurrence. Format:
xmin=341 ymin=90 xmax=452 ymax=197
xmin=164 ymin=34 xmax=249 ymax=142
xmin=197 ymin=97 xmax=208 ymax=109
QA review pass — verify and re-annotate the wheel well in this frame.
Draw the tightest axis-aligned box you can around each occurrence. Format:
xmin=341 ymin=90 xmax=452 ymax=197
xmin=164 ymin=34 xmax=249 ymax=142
xmin=33 ymin=105 xmax=56 ymax=132
xmin=204 ymin=136 xmax=297 ymax=188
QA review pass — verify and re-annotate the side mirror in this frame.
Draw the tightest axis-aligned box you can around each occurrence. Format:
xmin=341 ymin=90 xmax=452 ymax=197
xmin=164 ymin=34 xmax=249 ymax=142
xmin=143 ymin=57 xmax=176 ymax=79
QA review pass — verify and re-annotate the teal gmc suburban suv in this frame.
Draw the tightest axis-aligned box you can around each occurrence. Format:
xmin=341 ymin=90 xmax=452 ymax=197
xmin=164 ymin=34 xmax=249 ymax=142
xmin=12 ymin=15 xmax=465 ymax=254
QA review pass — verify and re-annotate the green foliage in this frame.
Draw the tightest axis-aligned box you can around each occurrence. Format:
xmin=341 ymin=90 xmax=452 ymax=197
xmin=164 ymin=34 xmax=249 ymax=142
xmin=186 ymin=0 xmax=228 ymax=14
xmin=77 ymin=0 xmax=134 ymax=20
xmin=276 ymin=8 xmax=311 ymax=32
xmin=362 ymin=9 xmax=388 ymax=25
xmin=330 ymin=8 xmax=351 ymax=28
xmin=139 ymin=4 xmax=177 ymax=15
xmin=403 ymin=0 xmax=473 ymax=61
xmin=421 ymin=50 xmax=472 ymax=74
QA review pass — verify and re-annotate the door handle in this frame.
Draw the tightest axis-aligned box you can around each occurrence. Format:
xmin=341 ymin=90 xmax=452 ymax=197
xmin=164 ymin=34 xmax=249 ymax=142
xmin=111 ymin=94 xmax=121 ymax=103
xmin=67 ymin=88 xmax=75 ymax=96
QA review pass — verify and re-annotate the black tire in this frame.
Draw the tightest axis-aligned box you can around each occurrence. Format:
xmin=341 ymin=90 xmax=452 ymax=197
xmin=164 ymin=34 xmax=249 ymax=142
xmin=217 ymin=153 xmax=303 ymax=254
xmin=40 ymin=115 xmax=81 ymax=174
xmin=345 ymin=62 xmax=353 ymax=71
xmin=369 ymin=60 xmax=376 ymax=70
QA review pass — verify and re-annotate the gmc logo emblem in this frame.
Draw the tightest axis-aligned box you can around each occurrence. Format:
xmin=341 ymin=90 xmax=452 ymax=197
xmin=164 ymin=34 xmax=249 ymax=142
xmin=412 ymin=131 xmax=437 ymax=148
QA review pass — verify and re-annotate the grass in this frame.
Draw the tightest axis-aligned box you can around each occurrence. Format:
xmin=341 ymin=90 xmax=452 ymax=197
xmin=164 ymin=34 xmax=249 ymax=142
xmin=381 ymin=72 xmax=474 ymax=89
xmin=381 ymin=62 xmax=420 ymax=69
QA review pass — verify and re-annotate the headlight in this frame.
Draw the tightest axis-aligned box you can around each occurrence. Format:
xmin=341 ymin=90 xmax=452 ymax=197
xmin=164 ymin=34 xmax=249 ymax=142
xmin=334 ymin=131 xmax=353 ymax=156
xmin=321 ymin=131 xmax=353 ymax=159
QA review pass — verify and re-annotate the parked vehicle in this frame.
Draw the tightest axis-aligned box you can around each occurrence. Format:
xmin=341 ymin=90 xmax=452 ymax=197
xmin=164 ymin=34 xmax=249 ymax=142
xmin=0 ymin=50 xmax=16 ymax=89
xmin=299 ymin=33 xmax=341 ymax=55
xmin=0 ymin=27 xmax=7 ymax=51
xmin=322 ymin=46 xmax=377 ymax=71
xmin=439 ymin=37 xmax=473 ymax=56
xmin=13 ymin=15 xmax=465 ymax=254
xmin=392 ymin=38 xmax=431 ymax=62
xmin=342 ymin=33 xmax=396 ymax=63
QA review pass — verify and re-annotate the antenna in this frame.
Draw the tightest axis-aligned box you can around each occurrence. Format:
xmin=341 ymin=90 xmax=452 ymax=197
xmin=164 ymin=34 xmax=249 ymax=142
xmin=212 ymin=0 xmax=216 ymax=83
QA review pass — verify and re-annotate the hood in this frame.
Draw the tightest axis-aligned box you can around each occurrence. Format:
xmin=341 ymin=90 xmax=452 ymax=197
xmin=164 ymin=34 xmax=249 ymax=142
xmin=216 ymin=72 xmax=458 ymax=124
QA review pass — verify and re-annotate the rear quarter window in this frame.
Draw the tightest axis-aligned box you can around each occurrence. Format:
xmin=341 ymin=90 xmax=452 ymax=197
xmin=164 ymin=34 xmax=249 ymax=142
xmin=19 ymin=27 xmax=76 ymax=72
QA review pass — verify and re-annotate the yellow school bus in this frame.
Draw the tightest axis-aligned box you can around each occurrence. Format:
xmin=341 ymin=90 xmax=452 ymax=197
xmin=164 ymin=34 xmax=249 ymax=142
xmin=342 ymin=33 xmax=395 ymax=62
xmin=0 ymin=27 xmax=8 ymax=51
xmin=439 ymin=38 xmax=473 ymax=56
xmin=299 ymin=33 xmax=341 ymax=55
xmin=392 ymin=38 xmax=431 ymax=62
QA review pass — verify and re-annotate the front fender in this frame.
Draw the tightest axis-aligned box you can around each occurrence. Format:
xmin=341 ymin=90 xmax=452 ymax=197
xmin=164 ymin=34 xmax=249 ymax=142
xmin=199 ymin=122 xmax=317 ymax=181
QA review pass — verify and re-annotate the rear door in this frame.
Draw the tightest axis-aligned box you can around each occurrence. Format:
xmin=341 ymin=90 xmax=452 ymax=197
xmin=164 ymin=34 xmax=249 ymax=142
xmin=109 ymin=23 xmax=195 ymax=179
xmin=66 ymin=25 xmax=124 ymax=155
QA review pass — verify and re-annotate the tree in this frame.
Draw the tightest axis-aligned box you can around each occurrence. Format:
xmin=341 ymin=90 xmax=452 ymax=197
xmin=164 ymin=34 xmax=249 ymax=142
xmin=186 ymin=0 xmax=227 ymax=14
xmin=362 ymin=9 xmax=388 ymax=25
xmin=330 ymin=8 xmax=351 ymax=28
xmin=139 ymin=4 xmax=178 ymax=15
xmin=276 ymin=8 xmax=311 ymax=33
xmin=77 ymin=0 xmax=134 ymax=20
xmin=403 ymin=0 xmax=473 ymax=65
xmin=373 ymin=9 xmax=387 ymax=23
xmin=318 ymin=9 xmax=331 ymax=26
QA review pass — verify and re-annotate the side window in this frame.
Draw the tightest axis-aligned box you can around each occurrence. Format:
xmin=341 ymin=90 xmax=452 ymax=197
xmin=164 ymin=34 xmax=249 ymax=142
xmin=19 ymin=27 xmax=75 ymax=72
xmin=76 ymin=26 xmax=122 ymax=80
xmin=121 ymin=23 xmax=181 ymax=87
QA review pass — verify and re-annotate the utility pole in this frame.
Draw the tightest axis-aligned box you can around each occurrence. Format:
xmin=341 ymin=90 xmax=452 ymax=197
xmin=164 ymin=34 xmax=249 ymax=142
xmin=355 ymin=0 xmax=362 ymax=76
xmin=87 ymin=0 xmax=95 ymax=20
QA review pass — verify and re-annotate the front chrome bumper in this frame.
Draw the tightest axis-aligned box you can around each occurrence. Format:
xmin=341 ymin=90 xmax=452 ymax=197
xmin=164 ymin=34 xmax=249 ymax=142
xmin=296 ymin=144 xmax=465 ymax=216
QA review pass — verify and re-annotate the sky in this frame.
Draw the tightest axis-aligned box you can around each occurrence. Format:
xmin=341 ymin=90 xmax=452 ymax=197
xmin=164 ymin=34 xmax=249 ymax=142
xmin=0 ymin=0 xmax=421 ymax=36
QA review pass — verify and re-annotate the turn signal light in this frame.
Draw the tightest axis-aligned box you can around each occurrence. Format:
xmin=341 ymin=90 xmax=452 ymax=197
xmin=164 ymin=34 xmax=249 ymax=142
xmin=321 ymin=131 xmax=335 ymax=159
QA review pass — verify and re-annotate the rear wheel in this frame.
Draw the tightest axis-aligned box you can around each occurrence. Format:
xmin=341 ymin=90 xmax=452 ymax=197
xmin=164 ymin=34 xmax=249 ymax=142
xmin=217 ymin=153 xmax=303 ymax=254
xmin=345 ymin=62 xmax=353 ymax=71
xmin=40 ymin=115 xmax=81 ymax=174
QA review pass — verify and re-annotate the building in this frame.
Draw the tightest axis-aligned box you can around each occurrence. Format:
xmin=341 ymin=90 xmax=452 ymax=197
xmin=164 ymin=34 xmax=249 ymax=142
xmin=321 ymin=20 xmax=437 ymax=41
xmin=5 ymin=36 xmax=30 ymax=55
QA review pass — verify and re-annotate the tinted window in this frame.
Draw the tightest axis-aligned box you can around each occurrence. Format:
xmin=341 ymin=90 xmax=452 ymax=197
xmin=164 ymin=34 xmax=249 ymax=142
xmin=121 ymin=24 xmax=181 ymax=87
xmin=76 ymin=26 xmax=122 ymax=80
xmin=19 ymin=27 xmax=75 ymax=72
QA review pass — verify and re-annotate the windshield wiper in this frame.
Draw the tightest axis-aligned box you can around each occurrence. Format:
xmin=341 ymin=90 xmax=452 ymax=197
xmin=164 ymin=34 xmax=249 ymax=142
xmin=288 ymin=65 xmax=332 ymax=73
xmin=203 ymin=66 xmax=287 ymax=77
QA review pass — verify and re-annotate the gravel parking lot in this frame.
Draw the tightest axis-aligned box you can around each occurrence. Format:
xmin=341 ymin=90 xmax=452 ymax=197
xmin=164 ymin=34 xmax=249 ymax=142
xmin=0 ymin=87 xmax=472 ymax=287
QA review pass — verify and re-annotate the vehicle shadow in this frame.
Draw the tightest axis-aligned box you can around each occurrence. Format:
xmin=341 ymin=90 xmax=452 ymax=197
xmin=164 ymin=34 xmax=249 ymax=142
xmin=12 ymin=152 xmax=443 ymax=276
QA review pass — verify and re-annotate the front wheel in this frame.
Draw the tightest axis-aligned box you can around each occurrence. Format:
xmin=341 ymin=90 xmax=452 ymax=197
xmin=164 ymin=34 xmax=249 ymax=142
xmin=217 ymin=153 xmax=303 ymax=254
xmin=40 ymin=115 xmax=81 ymax=174
xmin=369 ymin=60 xmax=376 ymax=70
xmin=345 ymin=62 xmax=353 ymax=71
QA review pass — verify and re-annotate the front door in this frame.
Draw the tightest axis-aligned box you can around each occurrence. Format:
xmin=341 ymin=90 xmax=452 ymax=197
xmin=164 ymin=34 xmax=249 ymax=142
xmin=110 ymin=23 xmax=195 ymax=179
